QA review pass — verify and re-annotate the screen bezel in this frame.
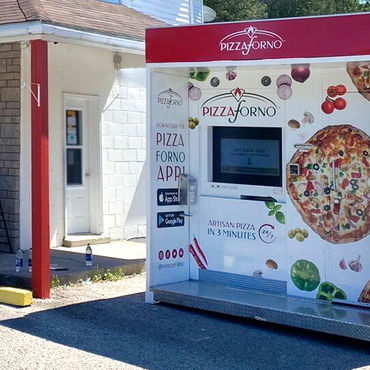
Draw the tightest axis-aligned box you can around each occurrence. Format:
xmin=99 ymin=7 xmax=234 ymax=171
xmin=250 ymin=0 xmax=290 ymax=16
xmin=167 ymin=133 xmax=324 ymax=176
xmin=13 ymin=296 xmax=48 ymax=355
xmin=212 ymin=126 xmax=282 ymax=187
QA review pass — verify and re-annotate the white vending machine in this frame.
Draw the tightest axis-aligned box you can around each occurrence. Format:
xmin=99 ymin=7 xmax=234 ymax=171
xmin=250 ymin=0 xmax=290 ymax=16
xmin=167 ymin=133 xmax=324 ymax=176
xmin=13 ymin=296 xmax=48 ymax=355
xmin=146 ymin=13 xmax=370 ymax=341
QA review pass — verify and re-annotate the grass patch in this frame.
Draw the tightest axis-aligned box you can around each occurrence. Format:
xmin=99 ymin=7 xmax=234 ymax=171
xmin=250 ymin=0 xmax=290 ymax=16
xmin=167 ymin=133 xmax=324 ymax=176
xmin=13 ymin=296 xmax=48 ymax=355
xmin=91 ymin=268 xmax=126 ymax=283
xmin=50 ymin=275 xmax=62 ymax=288
xmin=50 ymin=268 xmax=145 ymax=289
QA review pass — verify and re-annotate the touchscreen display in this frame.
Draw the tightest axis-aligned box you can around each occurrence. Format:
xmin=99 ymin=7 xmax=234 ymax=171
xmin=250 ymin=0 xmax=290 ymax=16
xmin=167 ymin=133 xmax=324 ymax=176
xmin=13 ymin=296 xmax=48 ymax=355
xmin=220 ymin=138 xmax=280 ymax=176
xmin=213 ymin=127 xmax=282 ymax=187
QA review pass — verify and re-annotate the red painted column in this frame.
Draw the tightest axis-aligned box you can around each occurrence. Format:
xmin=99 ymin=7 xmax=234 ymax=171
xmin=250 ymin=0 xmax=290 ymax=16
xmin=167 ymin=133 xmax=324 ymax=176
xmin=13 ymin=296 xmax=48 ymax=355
xmin=31 ymin=40 xmax=50 ymax=298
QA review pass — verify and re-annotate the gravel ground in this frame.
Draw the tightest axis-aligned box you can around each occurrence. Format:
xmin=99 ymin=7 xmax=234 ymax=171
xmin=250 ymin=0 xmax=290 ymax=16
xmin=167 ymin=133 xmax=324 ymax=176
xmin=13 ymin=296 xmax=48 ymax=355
xmin=0 ymin=274 xmax=369 ymax=370
xmin=0 ymin=275 xmax=146 ymax=370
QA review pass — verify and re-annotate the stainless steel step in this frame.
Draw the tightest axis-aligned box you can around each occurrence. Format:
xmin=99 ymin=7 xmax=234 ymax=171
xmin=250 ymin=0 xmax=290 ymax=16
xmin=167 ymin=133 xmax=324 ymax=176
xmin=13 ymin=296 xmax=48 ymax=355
xmin=151 ymin=280 xmax=370 ymax=341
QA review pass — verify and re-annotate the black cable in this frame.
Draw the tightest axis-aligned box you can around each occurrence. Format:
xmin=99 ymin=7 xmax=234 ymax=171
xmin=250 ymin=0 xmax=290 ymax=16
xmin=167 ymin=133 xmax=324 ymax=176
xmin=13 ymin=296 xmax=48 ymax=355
xmin=16 ymin=0 xmax=27 ymax=21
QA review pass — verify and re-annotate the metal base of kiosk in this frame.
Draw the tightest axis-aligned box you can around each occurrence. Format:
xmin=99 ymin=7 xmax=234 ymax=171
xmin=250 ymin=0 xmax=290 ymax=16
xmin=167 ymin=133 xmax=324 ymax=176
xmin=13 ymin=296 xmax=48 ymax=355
xmin=151 ymin=280 xmax=370 ymax=342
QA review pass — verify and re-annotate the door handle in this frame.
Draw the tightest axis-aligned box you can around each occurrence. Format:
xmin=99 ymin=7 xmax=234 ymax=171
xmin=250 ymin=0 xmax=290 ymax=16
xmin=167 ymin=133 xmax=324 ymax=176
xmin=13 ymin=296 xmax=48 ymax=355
xmin=85 ymin=172 xmax=91 ymax=177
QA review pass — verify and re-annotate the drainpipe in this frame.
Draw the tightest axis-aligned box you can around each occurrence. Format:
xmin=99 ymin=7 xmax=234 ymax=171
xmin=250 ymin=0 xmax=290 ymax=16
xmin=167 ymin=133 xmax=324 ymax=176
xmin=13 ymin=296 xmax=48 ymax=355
xmin=31 ymin=40 xmax=50 ymax=299
xmin=189 ymin=0 xmax=194 ymax=24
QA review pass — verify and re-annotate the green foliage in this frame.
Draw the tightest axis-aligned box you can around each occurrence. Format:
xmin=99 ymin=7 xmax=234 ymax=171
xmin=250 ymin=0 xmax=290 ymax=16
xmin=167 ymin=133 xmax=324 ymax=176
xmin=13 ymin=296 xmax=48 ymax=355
xmin=91 ymin=268 xmax=126 ymax=282
xmin=204 ymin=0 xmax=370 ymax=21
xmin=264 ymin=0 xmax=370 ymax=18
xmin=50 ymin=275 xmax=62 ymax=288
xmin=204 ymin=0 xmax=267 ymax=21
xmin=50 ymin=269 xmax=130 ymax=288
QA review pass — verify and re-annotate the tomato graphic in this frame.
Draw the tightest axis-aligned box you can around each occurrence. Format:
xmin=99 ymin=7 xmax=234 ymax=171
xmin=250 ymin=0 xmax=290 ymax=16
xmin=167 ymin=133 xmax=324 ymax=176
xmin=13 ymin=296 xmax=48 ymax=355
xmin=335 ymin=84 xmax=347 ymax=96
xmin=327 ymin=85 xmax=337 ymax=97
xmin=334 ymin=97 xmax=346 ymax=110
xmin=321 ymin=100 xmax=335 ymax=114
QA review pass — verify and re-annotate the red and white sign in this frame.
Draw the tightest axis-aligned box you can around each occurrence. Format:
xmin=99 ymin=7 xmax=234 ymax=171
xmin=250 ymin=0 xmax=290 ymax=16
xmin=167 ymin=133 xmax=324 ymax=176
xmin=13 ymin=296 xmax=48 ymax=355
xmin=220 ymin=26 xmax=284 ymax=56
xmin=146 ymin=13 xmax=370 ymax=63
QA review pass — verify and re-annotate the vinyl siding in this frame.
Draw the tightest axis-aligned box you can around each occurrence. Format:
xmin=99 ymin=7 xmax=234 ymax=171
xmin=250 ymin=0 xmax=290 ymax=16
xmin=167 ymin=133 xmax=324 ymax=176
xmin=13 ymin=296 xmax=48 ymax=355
xmin=100 ymin=0 xmax=203 ymax=24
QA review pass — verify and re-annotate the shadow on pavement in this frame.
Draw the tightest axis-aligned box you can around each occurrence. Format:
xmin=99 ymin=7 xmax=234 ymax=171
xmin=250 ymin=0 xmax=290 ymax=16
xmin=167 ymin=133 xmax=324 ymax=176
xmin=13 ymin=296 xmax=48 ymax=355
xmin=0 ymin=292 xmax=369 ymax=370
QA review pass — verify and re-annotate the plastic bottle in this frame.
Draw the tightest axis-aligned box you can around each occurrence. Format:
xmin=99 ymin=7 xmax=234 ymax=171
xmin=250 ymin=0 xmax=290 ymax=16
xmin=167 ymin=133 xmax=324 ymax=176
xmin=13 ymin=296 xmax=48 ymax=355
xmin=28 ymin=248 xmax=32 ymax=272
xmin=85 ymin=243 xmax=93 ymax=266
xmin=15 ymin=249 xmax=23 ymax=272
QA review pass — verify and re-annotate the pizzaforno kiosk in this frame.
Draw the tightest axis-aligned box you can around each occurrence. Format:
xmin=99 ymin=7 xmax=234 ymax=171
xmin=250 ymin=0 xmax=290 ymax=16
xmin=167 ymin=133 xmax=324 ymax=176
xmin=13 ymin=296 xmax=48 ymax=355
xmin=145 ymin=13 xmax=370 ymax=341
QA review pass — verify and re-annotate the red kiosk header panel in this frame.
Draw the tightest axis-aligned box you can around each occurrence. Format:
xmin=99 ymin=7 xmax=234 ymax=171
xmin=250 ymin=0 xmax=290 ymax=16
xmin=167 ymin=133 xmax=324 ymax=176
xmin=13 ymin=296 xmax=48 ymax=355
xmin=146 ymin=13 xmax=370 ymax=63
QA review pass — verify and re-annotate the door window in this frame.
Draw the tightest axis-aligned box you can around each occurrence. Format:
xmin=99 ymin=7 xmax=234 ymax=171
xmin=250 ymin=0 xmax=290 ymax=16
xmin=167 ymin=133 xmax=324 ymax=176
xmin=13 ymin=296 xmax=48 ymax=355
xmin=66 ymin=110 xmax=83 ymax=185
xmin=66 ymin=149 xmax=82 ymax=185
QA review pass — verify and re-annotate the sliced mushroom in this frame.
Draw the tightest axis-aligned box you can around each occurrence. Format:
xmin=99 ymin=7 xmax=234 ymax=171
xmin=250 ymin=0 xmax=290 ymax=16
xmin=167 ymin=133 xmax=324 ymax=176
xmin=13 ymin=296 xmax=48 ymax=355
xmin=253 ymin=270 xmax=263 ymax=277
xmin=339 ymin=162 xmax=349 ymax=171
xmin=307 ymin=174 xmax=316 ymax=180
xmin=320 ymin=174 xmax=329 ymax=186
xmin=302 ymin=111 xmax=314 ymax=124
xmin=311 ymin=198 xmax=320 ymax=209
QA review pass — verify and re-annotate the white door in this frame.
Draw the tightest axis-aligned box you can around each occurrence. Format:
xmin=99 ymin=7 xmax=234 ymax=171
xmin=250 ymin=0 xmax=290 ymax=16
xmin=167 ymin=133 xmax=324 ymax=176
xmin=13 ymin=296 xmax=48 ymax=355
xmin=65 ymin=100 xmax=90 ymax=234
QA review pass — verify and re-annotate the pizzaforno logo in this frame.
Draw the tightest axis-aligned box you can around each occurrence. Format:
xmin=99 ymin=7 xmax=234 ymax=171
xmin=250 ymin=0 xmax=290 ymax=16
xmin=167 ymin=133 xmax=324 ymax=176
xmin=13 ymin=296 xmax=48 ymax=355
xmin=157 ymin=88 xmax=183 ymax=109
xmin=219 ymin=26 xmax=284 ymax=56
xmin=201 ymin=88 xmax=278 ymax=123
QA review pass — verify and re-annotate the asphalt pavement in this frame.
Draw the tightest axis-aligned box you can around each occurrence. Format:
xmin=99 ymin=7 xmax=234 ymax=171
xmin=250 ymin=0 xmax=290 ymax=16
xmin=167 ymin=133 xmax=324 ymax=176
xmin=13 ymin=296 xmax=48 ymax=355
xmin=0 ymin=275 xmax=369 ymax=370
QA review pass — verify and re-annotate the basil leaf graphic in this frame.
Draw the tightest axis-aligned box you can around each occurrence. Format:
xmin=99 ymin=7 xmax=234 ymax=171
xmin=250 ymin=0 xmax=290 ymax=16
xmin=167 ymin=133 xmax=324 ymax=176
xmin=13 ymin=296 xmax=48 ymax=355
xmin=265 ymin=201 xmax=276 ymax=209
xmin=275 ymin=211 xmax=285 ymax=224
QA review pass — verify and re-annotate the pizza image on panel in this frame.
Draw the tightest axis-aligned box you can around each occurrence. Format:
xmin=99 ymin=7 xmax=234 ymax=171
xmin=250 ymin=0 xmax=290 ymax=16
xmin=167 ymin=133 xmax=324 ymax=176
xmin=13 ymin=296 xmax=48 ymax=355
xmin=287 ymin=124 xmax=370 ymax=244
xmin=358 ymin=280 xmax=370 ymax=303
xmin=346 ymin=61 xmax=370 ymax=101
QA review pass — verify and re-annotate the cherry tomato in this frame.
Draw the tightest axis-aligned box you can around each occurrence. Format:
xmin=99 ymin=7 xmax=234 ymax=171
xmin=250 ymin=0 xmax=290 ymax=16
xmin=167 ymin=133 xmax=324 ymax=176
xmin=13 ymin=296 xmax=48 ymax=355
xmin=327 ymin=85 xmax=337 ymax=97
xmin=321 ymin=100 xmax=335 ymax=114
xmin=336 ymin=84 xmax=347 ymax=96
xmin=334 ymin=97 xmax=346 ymax=110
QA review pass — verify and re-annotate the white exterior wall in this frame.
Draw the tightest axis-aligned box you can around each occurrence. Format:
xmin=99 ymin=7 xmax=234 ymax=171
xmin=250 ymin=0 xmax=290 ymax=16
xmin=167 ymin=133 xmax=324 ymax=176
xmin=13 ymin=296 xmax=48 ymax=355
xmin=20 ymin=42 xmax=146 ymax=248
xmin=102 ymin=69 xmax=147 ymax=240
xmin=119 ymin=0 xmax=203 ymax=24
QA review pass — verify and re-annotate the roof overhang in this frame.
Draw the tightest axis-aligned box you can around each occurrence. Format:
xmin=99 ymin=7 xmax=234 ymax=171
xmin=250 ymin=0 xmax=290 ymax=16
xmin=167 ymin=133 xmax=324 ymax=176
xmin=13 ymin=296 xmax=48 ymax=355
xmin=0 ymin=21 xmax=145 ymax=54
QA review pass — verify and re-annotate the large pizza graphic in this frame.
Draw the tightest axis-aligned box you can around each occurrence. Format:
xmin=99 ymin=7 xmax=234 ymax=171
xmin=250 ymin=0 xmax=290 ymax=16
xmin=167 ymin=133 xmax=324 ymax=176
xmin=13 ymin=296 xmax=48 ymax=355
xmin=287 ymin=124 xmax=370 ymax=244
xmin=346 ymin=61 xmax=370 ymax=101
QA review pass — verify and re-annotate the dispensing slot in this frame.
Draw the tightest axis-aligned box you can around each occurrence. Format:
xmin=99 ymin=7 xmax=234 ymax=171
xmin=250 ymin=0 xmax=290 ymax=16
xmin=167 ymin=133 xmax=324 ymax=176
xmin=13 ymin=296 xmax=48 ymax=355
xmin=240 ymin=195 xmax=277 ymax=202
xmin=178 ymin=174 xmax=197 ymax=205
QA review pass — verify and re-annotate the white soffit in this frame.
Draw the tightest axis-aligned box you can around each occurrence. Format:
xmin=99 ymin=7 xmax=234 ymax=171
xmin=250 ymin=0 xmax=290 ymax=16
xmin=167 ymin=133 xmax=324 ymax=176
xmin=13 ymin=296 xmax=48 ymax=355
xmin=0 ymin=21 xmax=145 ymax=54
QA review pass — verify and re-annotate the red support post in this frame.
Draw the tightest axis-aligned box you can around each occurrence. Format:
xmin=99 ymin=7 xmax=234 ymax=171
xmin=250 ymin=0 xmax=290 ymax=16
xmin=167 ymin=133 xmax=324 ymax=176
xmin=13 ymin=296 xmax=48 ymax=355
xmin=31 ymin=40 xmax=50 ymax=298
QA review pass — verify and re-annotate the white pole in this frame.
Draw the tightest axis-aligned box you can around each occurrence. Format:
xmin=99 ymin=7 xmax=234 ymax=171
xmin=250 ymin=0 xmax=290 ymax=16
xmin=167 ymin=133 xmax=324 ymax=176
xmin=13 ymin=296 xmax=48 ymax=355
xmin=189 ymin=0 xmax=194 ymax=24
xmin=200 ymin=0 xmax=204 ymax=23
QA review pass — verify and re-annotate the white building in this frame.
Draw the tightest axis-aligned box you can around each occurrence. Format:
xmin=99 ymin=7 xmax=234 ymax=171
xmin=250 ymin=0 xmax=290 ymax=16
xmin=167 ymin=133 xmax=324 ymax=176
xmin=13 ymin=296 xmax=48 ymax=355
xmin=0 ymin=0 xmax=204 ymax=254
xmin=119 ymin=0 xmax=204 ymax=24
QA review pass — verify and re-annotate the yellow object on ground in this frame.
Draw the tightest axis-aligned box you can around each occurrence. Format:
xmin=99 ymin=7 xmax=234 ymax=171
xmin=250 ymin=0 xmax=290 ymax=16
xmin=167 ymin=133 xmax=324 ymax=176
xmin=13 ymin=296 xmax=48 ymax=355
xmin=0 ymin=287 xmax=33 ymax=307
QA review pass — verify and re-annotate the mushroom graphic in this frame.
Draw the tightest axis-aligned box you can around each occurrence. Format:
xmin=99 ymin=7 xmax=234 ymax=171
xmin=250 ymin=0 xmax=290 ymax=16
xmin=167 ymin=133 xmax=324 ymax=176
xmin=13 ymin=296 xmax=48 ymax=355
xmin=302 ymin=112 xmax=314 ymax=124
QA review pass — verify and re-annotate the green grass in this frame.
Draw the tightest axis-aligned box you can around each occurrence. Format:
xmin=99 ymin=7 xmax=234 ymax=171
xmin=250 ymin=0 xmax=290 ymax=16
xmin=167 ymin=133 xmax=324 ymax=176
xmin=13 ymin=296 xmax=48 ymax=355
xmin=91 ymin=268 xmax=126 ymax=282
xmin=50 ymin=268 xmax=145 ymax=288
xmin=50 ymin=275 xmax=62 ymax=288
